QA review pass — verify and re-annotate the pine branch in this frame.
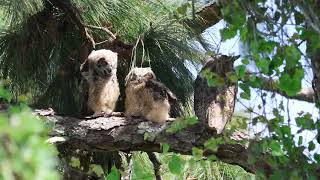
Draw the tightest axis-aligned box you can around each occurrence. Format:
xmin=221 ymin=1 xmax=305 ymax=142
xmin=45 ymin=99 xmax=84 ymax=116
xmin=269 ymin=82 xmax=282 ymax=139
xmin=50 ymin=0 xmax=95 ymax=50
xmin=84 ymin=24 xmax=117 ymax=41
xmin=36 ymin=110 xmax=257 ymax=173
xmin=51 ymin=0 xmax=116 ymax=51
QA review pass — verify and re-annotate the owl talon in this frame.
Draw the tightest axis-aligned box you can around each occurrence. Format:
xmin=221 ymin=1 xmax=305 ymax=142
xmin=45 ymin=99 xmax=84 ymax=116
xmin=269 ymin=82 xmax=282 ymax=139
xmin=126 ymin=115 xmax=143 ymax=120
xmin=102 ymin=112 xmax=111 ymax=117
xmin=84 ymin=112 xmax=104 ymax=119
xmin=110 ymin=112 xmax=125 ymax=117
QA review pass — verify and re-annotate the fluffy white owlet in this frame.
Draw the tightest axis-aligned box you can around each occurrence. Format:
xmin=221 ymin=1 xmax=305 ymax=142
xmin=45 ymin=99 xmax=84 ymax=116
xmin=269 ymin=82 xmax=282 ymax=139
xmin=124 ymin=67 xmax=177 ymax=123
xmin=83 ymin=49 xmax=120 ymax=115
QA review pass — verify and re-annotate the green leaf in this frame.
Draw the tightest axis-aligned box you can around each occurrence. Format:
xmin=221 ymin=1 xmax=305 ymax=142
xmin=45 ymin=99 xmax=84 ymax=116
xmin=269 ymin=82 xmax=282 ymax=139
xmin=70 ymin=157 xmax=81 ymax=168
xmin=240 ymin=92 xmax=250 ymax=100
xmin=205 ymin=50 xmax=215 ymax=56
xmin=279 ymin=69 xmax=304 ymax=96
xmin=308 ymin=141 xmax=316 ymax=151
xmin=207 ymin=155 xmax=217 ymax=161
xmin=239 ymin=83 xmax=251 ymax=100
xmin=317 ymin=134 xmax=320 ymax=144
xmin=235 ymin=65 xmax=246 ymax=80
xmin=269 ymin=55 xmax=283 ymax=74
xmin=220 ymin=26 xmax=237 ymax=41
xmin=166 ymin=116 xmax=198 ymax=133
xmin=294 ymin=11 xmax=304 ymax=25
xmin=240 ymin=26 xmax=248 ymax=41
xmin=295 ymin=113 xmax=315 ymax=130
xmin=204 ymin=137 xmax=223 ymax=152
xmin=242 ymin=58 xmax=250 ymax=65
xmin=284 ymin=45 xmax=301 ymax=69
xmin=226 ymin=72 xmax=238 ymax=83
xmin=248 ymin=75 xmax=262 ymax=88
xmin=89 ymin=164 xmax=104 ymax=177
xmin=161 ymin=143 xmax=170 ymax=153
xmin=168 ymin=154 xmax=182 ymax=175
xmin=176 ymin=2 xmax=190 ymax=15
xmin=256 ymin=58 xmax=270 ymax=74
xmin=298 ymin=136 xmax=303 ymax=146
xmin=144 ymin=132 xmax=151 ymax=140
xmin=202 ymin=71 xmax=225 ymax=87
xmin=192 ymin=147 xmax=203 ymax=160
xmin=222 ymin=2 xmax=246 ymax=27
xmin=314 ymin=154 xmax=320 ymax=163
xmin=106 ymin=166 xmax=120 ymax=180
xmin=270 ymin=140 xmax=284 ymax=156
xmin=0 ymin=85 xmax=12 ymax=102
xmin=258 ymin=40 xmax=278 ymax=53
xmin=274 ymin=12 xmax=281 ymax=21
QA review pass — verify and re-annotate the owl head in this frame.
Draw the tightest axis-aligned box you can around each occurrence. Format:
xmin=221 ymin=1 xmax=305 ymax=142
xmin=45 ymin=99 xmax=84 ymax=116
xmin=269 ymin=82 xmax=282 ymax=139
xmin=87 ymin=49 xmax=118 ymax=79
xmin=125 ymin=67 xmax=156 ymax=86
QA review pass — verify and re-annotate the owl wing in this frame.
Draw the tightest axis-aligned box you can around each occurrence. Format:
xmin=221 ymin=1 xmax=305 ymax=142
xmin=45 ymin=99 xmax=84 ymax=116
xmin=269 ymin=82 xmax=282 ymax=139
xmin=145 ymin=80 xmax=169 ymax=101
xmin=145 ymin=79 xmax=182 ymax=118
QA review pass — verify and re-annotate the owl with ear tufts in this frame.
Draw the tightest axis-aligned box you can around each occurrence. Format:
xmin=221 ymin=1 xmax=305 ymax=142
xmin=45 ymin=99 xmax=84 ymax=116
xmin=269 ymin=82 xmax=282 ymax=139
xmin=124 ymin=67 xmax=178 ymax=123
xmin=81 ymin=49 xmax=120 ymax=115
xmin=194 ymin=55 xmax=238 ymax=134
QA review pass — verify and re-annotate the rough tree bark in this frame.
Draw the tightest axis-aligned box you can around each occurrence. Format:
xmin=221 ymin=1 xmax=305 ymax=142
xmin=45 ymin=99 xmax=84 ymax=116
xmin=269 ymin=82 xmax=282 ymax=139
xmin=40 ymin=111 xmax=254 ymax=173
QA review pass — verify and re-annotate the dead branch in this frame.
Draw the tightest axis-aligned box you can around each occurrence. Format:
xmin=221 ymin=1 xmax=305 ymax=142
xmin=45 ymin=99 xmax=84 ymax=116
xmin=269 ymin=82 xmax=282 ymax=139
xmin=84 ymin=24 xmax=117 ymax=41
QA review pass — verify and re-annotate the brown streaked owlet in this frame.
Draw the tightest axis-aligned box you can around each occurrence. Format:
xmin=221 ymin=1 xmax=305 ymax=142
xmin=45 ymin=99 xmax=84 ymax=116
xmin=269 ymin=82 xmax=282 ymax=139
xmin=124 ymin=67 xmax=177 ymax=123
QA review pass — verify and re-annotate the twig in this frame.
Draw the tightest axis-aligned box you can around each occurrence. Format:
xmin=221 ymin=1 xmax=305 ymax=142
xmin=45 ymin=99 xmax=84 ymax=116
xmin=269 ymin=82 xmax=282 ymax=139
xmin=146 ymin=152 xmax=162 ymax=180
xmin=84 ymin=24 xmax=117 ymax=40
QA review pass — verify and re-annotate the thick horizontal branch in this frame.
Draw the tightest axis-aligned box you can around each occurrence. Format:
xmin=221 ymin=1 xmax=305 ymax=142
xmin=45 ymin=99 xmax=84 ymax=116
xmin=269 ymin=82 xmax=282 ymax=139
xmin=38 ymin=111 xmax=256 ymax=173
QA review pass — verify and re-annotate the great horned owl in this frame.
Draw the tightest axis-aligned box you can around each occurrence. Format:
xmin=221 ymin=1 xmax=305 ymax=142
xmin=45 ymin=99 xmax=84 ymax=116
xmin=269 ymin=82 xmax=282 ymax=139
xmin=194 ymin=55 xmax=238 ymax=134
xmin=82 ymin=49 xmax=120 ymax=115
xmin=124 ymin=67 xmax=177 ymax=123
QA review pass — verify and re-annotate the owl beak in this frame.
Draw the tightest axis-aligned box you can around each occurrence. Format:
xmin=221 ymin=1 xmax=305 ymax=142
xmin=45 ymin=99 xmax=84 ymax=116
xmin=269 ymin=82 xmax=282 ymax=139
xmin=137 ymin=78 xmax=144 ymax=83
xmin=103 ymin=66 xmax=112 ymax=77
xmin=129 ymin=78 xmax=144 ymax=85
xmin=94 ymin=63 xmax=112 ymax=79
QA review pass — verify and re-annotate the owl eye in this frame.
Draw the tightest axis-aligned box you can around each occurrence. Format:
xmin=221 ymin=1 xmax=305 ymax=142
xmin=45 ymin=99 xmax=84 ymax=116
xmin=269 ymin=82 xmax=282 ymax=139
xmin=144 ymin=72 xmax=154 ymax=80
xmin=97 ymin=58 xmax=108 ymax=67
xmin=130 ymin=74 xmax=137 ymax=81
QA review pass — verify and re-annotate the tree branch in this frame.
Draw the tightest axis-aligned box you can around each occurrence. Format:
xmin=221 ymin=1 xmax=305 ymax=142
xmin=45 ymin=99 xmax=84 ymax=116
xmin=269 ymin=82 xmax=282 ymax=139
xmin=38 ymin=111 xmax=255 ymax=173
xmin=186 ymin=2 xmax=222 ymax=33
xmin=51 ymin=0 xmax=116 ymax=51
xmin=147 ymin=152 xmax=162 ymax=180
xmin=252 ymin=75 xmax=315 ymax=103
